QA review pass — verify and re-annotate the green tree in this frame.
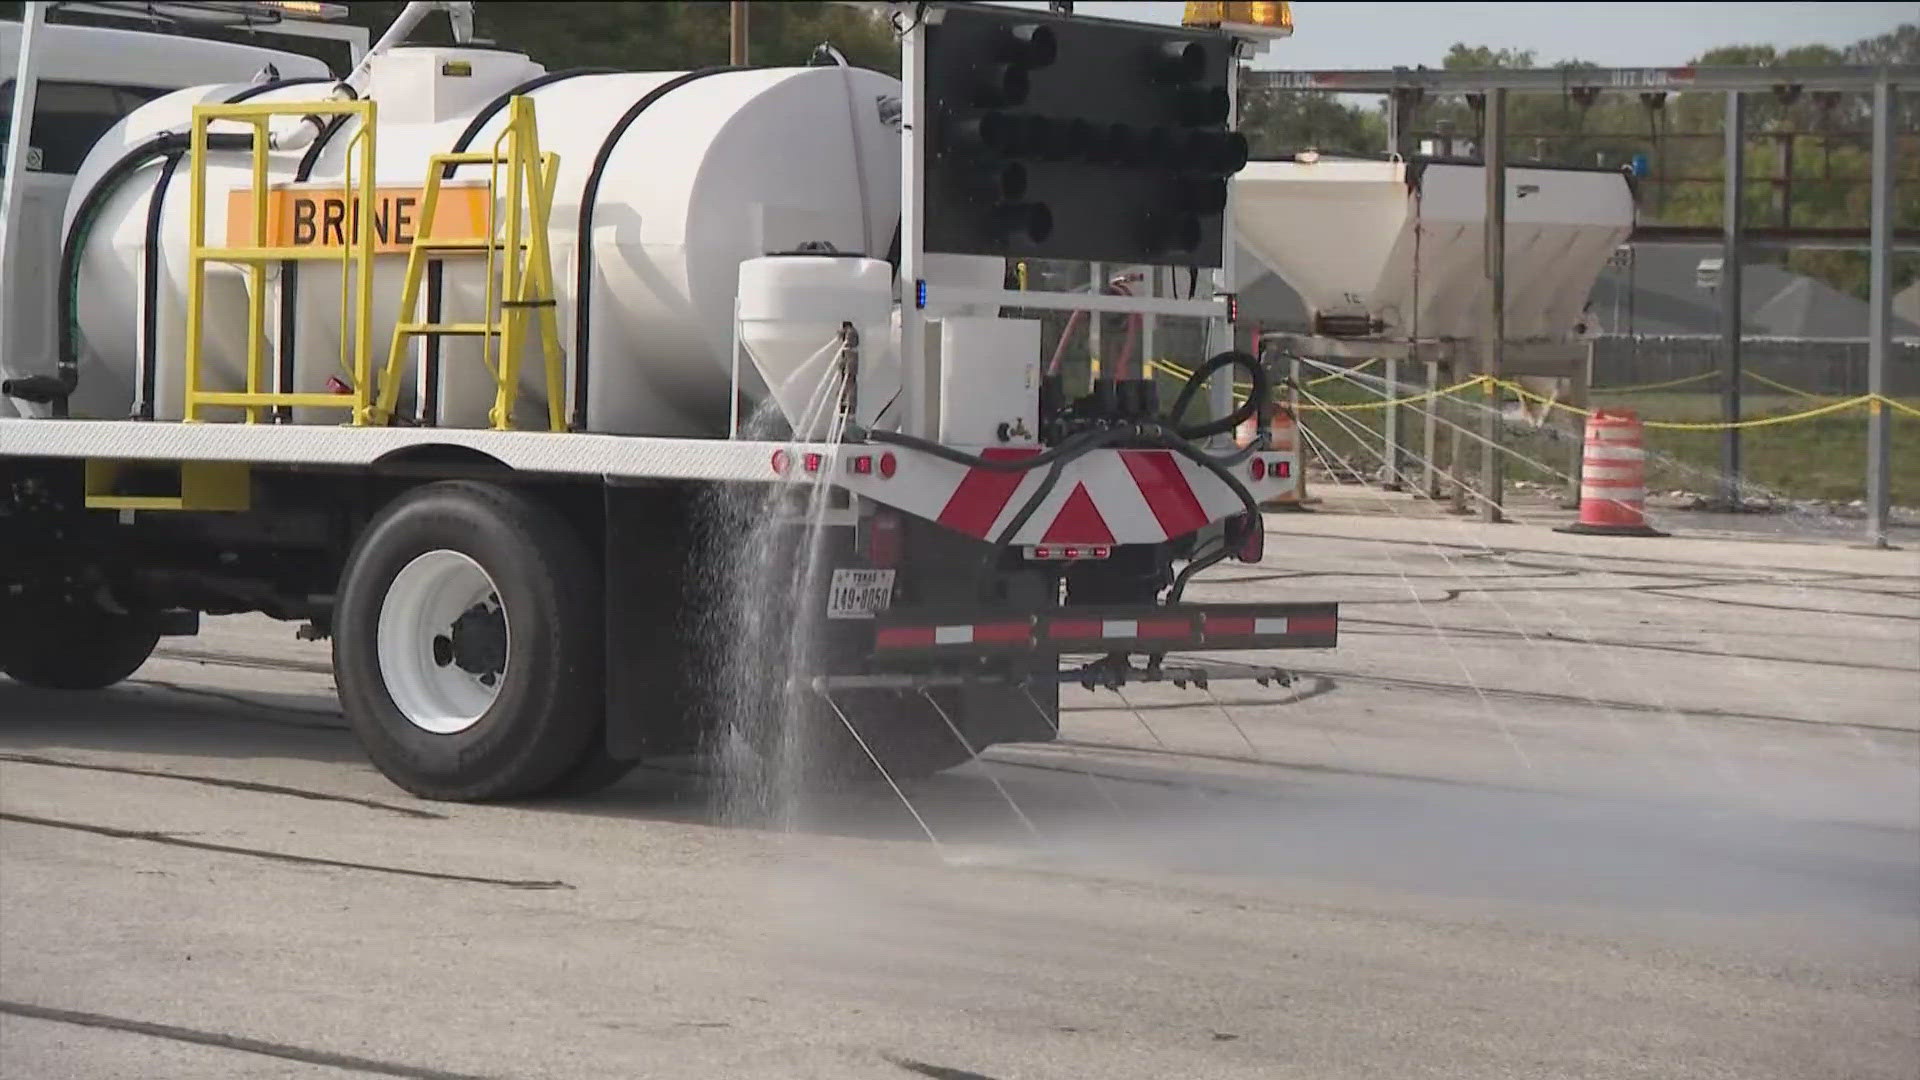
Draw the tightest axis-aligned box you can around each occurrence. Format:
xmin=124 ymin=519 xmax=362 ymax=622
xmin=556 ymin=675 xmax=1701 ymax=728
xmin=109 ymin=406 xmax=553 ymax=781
xmin=1237 ymin=84 xmax=1385 ymax=157
xmin=335 ymin=2 xmax=897 ymax=74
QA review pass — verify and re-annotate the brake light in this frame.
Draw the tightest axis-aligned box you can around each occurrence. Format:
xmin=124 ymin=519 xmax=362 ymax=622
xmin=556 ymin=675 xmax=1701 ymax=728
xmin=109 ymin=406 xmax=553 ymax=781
xmin=771 ymin=449 xmax=791 ymax=475
xmin=850 ymin=454 xmax=874 ymax=475
xmin=803 ymin=452 xmax=823 ymax=474
xmin=1249 ymin=457 xmax=1267 ymax=481
xmin=878 ymin=452 xmax=897 ymax=479
xmin=867 ymin=509 xmax=904 ymax=568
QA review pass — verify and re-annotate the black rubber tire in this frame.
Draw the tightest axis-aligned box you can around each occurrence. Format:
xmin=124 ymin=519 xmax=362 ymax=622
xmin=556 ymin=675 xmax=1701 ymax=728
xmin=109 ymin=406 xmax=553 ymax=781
xmin=333 ymin=481 xmax=602 ymax=801
xmin=0 ymin=606 xmax=159 ymax=691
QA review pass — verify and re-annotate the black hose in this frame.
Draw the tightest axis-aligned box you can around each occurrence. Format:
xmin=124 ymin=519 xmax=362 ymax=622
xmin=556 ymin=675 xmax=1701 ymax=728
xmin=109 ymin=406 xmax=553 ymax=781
xmin=971 ymin=428 xmax=1134 ymax=591
xmin=136 ymin=152 xmax=183 ymax=419
xmin=3 ymin=131 xmax=254 ymax=411
xmin=1166 ymin=348 xmax=1268 ymax=440
xmin=1168 ymin=540 xmax=1230 ymax=602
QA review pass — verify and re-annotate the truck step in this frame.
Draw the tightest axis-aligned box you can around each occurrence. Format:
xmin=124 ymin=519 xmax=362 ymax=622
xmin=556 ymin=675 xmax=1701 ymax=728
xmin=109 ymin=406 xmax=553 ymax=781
xmin=84 ymin=460 xmax=250 ymax=513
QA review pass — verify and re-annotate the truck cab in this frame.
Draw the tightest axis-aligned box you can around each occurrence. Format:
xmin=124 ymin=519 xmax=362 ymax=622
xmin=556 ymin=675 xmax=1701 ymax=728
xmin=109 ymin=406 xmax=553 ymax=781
xmin=0 ymin=18 xmax=330 ymax=418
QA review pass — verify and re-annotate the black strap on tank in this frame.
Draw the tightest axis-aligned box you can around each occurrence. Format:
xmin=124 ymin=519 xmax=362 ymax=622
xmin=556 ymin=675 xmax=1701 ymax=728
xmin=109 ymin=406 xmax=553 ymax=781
xmin=418 ymin=67 xmax=616 ymax=426
xmin=136 ymin=153 xmax=183 ymax=420
xmin=136 ymin=78 xmax=327 ymax=421
xmin=571 ymin=66 xmax=751 ymax=433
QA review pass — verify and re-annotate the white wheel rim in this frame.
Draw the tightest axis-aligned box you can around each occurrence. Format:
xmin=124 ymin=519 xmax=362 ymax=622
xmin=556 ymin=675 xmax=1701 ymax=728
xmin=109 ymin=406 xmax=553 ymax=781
xmin=376 ymin=551 xmax=510 ymax=735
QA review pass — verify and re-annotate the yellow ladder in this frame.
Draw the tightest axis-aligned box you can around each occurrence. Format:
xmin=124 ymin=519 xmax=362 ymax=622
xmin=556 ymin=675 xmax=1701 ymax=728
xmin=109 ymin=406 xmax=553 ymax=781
xmin=378 ymin=95 xmax=565 ymax=431
xmin=183 ymin=98 xmax=377 ymax=424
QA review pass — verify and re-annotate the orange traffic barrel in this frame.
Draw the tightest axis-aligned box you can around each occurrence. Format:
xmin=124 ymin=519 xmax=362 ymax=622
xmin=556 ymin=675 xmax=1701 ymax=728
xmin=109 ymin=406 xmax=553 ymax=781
xmin=1557 ymin=409 xmax=1666 ymax=537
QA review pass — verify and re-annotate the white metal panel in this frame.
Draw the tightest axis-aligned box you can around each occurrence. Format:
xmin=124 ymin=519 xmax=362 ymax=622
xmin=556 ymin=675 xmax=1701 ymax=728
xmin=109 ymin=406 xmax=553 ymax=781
xmin=938 ymin=316 xmax=1038 ymax=446
xmin=0 ymin=22 xmax=329 ymax=88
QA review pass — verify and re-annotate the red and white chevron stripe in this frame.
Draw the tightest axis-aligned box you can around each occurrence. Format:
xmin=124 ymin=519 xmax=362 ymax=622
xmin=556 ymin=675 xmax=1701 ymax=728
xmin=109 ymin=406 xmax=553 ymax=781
xmin=833 ymin=445 xmax=1296 ymax=546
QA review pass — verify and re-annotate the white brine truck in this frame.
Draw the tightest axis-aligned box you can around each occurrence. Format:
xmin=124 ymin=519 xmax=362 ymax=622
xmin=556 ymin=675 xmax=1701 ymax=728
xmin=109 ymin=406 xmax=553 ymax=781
xmin=0 ymin=1 xmax=1334 ymax=800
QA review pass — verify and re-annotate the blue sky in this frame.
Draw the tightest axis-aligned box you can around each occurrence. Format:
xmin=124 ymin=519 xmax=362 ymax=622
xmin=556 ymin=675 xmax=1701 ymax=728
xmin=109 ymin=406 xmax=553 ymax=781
xmin=991 ymin=3 xmax=1912 ymax=70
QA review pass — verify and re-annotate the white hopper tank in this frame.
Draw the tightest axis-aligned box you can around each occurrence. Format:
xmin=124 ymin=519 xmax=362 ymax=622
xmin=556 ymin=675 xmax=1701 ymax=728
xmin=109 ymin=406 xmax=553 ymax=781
xmin=59 ymin=48 xmax=908 ymax=434
xmin=1234 ymin=156 xmax=1634 ymax=343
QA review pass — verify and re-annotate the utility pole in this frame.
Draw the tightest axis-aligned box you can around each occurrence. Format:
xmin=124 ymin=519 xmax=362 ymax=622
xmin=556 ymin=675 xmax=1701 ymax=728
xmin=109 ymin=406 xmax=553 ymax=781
xmin=729 ymin=0 xmax=748 ymax=66
xmin=1719 ymin=91 xmax=1744 ymax=510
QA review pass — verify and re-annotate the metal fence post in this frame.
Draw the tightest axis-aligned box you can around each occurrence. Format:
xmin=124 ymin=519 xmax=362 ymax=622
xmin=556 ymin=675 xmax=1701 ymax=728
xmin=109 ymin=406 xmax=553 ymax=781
xmin=1423 ymin=357 xmax=1441 ymax=498
xmin=1866 ymin=80 xmax=1895 ymax=547
xmin=1481 ymin=87 xmax=1506 ymax=523
xmin=1383 ymin=356 xmax=1402 ymax=490
xmin=1720 ymin=90 xmax=1745 ymax=510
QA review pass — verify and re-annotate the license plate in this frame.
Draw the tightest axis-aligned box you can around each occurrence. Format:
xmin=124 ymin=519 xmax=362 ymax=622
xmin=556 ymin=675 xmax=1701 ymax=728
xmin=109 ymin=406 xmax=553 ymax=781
xmin=826 ymin=568 xmax=896 ymax=620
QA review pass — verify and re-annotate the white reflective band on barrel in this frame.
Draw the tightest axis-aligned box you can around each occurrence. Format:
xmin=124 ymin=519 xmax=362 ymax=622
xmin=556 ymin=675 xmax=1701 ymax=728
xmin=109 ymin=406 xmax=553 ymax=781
xmin=1583 ymin=444 xmax=1644 ymax=461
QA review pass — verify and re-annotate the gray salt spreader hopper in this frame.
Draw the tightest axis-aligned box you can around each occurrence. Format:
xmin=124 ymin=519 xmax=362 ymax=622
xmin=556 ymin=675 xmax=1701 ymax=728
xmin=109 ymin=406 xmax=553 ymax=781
xmin=1233 ymin=156 xmax=1636 ymax=403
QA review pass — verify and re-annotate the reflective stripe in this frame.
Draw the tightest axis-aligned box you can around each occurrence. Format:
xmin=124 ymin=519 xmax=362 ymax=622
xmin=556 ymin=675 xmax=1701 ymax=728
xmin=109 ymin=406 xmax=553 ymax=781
xmin=973 ymin=622 xmax=1032 ymax=645
xmin=1253 ymin=616 xmax=1291 ymax=635
xmin=1101 ymin=619 xmax=1138 ymax=639
xmin=1205 ymin=615 xmax=1256 ymax=637
xmin=1583 ymin=444 xmax=1645 ymax=462
xmin=933 ymin=625 xmax=974 ymax=645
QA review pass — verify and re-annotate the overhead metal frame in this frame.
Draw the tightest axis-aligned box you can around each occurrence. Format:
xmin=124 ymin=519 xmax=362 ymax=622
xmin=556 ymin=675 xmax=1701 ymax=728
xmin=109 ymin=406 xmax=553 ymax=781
xmin=1247 ymin=65 xmax=1919 ymax=95
xmin=1250 ymin=62 xmax=1914 ymax=543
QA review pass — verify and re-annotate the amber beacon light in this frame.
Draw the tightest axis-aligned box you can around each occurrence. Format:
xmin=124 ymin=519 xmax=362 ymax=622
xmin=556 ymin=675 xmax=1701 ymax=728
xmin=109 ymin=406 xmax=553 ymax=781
xmin=1182 ymin=2 xmax=1294 ymax=39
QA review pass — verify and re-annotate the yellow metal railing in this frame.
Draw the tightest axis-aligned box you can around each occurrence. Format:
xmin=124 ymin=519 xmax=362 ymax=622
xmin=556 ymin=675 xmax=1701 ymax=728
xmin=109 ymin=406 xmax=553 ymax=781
xmin=184 ymin=99 xmax=377 ymax=424
xmin=379 ymin=95 xmax=564 ymax=431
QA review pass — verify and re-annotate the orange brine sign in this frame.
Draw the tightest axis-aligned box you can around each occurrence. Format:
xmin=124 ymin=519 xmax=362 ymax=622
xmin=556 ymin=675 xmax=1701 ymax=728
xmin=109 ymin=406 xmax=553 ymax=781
xmin=223 ymin=183 xmax=492 ymax=255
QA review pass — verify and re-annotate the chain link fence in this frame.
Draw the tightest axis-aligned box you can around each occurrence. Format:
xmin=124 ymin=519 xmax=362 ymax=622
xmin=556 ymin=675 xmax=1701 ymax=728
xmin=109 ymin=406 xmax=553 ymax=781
xmin=1593 ymin=335 xmax=1920 ymax=396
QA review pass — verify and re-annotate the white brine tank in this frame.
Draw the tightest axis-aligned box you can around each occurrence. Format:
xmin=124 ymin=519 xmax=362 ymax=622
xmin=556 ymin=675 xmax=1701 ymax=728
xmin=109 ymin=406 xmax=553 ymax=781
xmin=59 ymin=47 xmax=910 ymax=434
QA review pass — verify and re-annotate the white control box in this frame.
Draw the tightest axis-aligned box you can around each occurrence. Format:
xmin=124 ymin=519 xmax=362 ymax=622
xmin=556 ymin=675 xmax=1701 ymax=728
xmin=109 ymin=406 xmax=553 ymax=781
xmin=938 ymin=317 xmax=1041 ymax=447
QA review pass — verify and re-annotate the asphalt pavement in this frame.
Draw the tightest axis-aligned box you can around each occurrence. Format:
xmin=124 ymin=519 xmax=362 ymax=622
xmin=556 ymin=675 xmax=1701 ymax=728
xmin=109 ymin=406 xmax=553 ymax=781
xmin=2 ymin=508 xmax=1915 ymax=1079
